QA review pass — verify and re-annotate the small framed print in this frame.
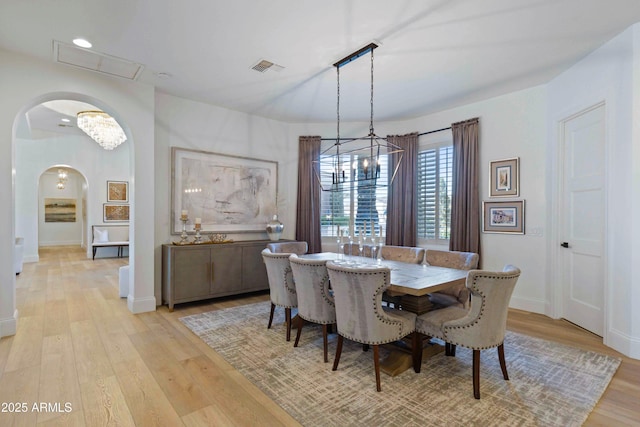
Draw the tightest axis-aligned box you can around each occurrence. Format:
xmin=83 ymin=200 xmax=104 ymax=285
xmin=483 ymin=200 xmax=525 ymax=234
xmin=490 ymin=157 xmax=519 ymax=197
xmin=107 ymin=181 xmax=129 ymax=202
xmin=104 ymin=204 xmax=129 ymax=222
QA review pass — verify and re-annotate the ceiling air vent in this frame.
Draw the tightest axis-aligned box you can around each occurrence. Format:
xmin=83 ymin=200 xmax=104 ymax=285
xmin=251 ymin=59 xmax=284 ymax=73
xmin=53 ymin=40 xmax=144 ymax=80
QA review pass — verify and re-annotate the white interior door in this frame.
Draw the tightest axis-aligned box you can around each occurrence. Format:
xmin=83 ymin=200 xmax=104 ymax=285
xmin=560 ymin=104 xmax=605 ymax=336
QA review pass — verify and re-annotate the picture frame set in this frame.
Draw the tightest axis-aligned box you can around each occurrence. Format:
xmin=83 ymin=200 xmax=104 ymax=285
xmin=484 ymin=157 xmax=524 ymax=234
xmin=104 ymin=181 xmax=129 ymax=222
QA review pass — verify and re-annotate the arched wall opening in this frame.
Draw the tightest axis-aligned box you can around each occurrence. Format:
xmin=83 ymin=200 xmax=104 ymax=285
xmin=12 ymin=92 xmax=135 ymax=307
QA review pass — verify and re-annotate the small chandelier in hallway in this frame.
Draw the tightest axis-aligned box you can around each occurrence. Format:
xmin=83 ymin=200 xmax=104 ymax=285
xmin=56 ymin=169 xmax=67 ymax=190
xmin=77 ymin=110 xmax=127 ymax=150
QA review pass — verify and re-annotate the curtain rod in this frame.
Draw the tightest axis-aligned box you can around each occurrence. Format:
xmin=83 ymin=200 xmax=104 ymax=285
xmin=320 ymin=126 xmax=451 ymax=141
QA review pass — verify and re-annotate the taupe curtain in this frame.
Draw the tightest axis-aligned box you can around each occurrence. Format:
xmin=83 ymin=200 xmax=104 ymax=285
xmin=385 ymin=132 xmax=418 ymax=247
xmin=449 ymin=118 xmax=481 ymax=258
xmin=295 ymin=136 xmax=322 ymax=253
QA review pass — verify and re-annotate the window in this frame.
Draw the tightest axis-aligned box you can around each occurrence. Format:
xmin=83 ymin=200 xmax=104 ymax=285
xmin=320 ymin=153 xmax=388 ymax=239
xmin=417 ymin=143 xmax=453 ymax=242
xmin=319 ymin=138 xmax=452 ymax=244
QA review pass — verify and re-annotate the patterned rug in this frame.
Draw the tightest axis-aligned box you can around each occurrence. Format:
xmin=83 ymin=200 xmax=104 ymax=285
xmin=180 ymin=302 xmax=620 ymax=427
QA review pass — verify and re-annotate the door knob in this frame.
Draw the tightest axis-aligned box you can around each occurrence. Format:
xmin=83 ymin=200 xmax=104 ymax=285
xmin=560 ymin=242 xmax=569 ymax=248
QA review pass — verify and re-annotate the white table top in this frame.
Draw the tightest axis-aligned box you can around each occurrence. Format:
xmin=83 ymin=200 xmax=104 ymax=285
xmin=298 ymin=252 xmax=468 ymax=297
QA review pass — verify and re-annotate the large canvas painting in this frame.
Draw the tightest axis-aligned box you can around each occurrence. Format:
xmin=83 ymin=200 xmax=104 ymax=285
xmin=44 ymin=198 xmax=76 ymax=222
xmin=171 ymin=147 xmax=278 ymax=234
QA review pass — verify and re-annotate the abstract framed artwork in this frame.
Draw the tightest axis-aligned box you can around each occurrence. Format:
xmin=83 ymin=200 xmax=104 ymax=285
xmin=104 ymin=204 xmax=130 ymax=222
xmin=107 ymin=180 xmax=129 ymax=202
xmin=44 ymin=198 xmax=76 ymax=223
xmin=482 ymin=200 xmax=525 ymax=234
xmin=489 ymin=157 xmax=519 ymax=197
xmin=171 ymin=147 xmax=278 ymax=234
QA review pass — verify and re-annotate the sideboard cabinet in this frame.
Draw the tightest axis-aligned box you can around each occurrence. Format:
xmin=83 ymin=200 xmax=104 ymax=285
xmin=162 ymin=240 xmax=269 ymax=310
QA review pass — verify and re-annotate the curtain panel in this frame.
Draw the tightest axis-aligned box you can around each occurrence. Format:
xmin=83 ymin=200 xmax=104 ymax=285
xmin=385 ymin=132 xmax=418 ymax=247
xmin=295 ymin=136 xmax=322 ymax=253
xmin=449 ymin=118 xmax=481 ymax=259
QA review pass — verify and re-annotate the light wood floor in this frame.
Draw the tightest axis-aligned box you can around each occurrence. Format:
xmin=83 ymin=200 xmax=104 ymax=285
xmin=1 ymin=246 xmax=638 ymax=426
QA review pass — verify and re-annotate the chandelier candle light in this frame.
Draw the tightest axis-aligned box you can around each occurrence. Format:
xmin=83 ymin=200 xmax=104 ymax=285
xmin=77 ymin=110 xmax=127 ymax=150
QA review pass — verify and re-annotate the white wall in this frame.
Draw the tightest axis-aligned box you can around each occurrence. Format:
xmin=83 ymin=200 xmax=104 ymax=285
xmin=16 ymin=135 xmax=129 ymax=260
xmin=154 ymin=92 xmax=296 ymax=303
xmin=292 ymin=85 xmax=549 ymax=314
xmin=547 ymin=24 xmax=640 ymax=358
xmin=0 ymin=49 xmax=156 ymax=338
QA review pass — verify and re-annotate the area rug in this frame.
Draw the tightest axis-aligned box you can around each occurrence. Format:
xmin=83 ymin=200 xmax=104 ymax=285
xmin=180 ymin=302 xmax=620 ymax=427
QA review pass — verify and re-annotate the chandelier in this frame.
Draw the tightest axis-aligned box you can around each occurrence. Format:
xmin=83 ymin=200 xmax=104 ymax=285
xmin=315 ymin=43 xmax=404 ymax=192
xmin=56 ymin=169 xmax=67 ymax=190
xmin=77 ymin=111 xmax=127 ymax=150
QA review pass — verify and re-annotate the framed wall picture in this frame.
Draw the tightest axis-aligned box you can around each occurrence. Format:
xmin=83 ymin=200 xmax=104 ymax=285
xmin=489 ymin=157 xmax=519 ymax=197
xmin=104 ymin=204 xmax=130 ymax=222
xmin=107 ymin=181 xmax=129 ymax=202
xmin=171 ymin=147 xmax=278 ymax=234
xmin=482 ymin=200 xmax=525 ymax=234
xmin=44 ymin=198 xmax=76 ymax=223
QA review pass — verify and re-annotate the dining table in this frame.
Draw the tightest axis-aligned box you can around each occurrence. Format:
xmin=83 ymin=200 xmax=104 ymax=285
xmin=299 ymin=252 xmax=469 ymax=315
xmin=298 ymin=252 xmax=470 ymax=376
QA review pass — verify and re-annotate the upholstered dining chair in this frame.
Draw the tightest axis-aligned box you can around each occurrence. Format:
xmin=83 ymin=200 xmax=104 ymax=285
xmin=413 ymin=265 xmax=521 ymax=399
xmin=379 ymin=245 xmax=426 ymax=308
xmin=342 ymin=242 xmax=374 ymax=257
xmin=326 ymin=261 xmax=418 ymax=392
xmin=266 ymin=241 xmax=308 ymax=255
xmin=380 ymin=245 xmax=425 ymax=264
xmin=425 ymin=249 xmax=479 ymax=309
xmin=261 ymin=248 xmax=298 ymax=341
xmin=289 ymin=254 xmax=336 ymax=362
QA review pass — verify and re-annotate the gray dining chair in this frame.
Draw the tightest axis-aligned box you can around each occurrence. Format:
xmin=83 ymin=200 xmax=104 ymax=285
xmin=289 ymin=254 xmax=336 ymax=362
xmin=261 ymin=248 xmax=298 ymax=341
xmin=380 ymin=245 xmax=425 ymax=264
xmin=266 ymin=241 xmax=308 ymax=255
xmin=326 ymin=261 xmax=418 ymax=392
xmin=413 ymin=265 xmax=521 ymax=399
xmin=379 ymin=245 xmax=426 ymax=308
xmin=342 ymin=242 xmax=375 ymax=257
xmin=425 ymin=249 xmax=479 ymax=309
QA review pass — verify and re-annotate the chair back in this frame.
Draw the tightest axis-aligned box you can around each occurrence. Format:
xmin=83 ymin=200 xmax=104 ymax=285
xmin=442 ymin=265 xmax=520 ymax=349
xmin=380 ymin=245 xmax=425 ymax=264
xmin=266 ymin=241 xmax=308 ymax=255
xmin=289 ymin=255 xmax=335 ymax=324
xmin=425 ymin=250 xmax=480 ymax=308
xmin=326 ymin=261 xmax=414 ymax=345
xmin=261 ymin=248 xmax=297 ymax=308
xmin=342 ymin=242 xmax=375 ymax=257
xmin=425 ymin=249 xmax=479 ymax=270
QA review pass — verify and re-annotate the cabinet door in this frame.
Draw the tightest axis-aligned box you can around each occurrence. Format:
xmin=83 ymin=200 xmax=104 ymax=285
xmin=242 ymin=244 xmax=268 ymax=291
xmin=173 ymin=247 xmax=211 ymax=300
xmin=210 ymin=246 xmax=242 ymax=295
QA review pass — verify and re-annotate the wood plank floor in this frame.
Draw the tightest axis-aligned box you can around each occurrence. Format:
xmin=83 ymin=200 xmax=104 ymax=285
xmin=1 ymin=246 xmax=638 ymax=426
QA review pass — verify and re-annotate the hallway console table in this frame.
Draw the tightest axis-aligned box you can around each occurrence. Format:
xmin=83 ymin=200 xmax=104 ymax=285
xmin=162 ymin=240 xmax=269 ymax=311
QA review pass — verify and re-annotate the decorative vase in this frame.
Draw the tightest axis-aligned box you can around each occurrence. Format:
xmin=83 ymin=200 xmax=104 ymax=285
xmin=266 ymin=215 xmax=284 ymax=241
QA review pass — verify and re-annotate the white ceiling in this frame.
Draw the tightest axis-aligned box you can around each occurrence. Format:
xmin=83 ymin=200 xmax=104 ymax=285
xmin=3 ymin=0 xmax=640 ymax=125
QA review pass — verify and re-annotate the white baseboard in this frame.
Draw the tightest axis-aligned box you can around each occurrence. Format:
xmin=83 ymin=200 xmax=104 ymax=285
xmin=127 ymin=295 xmax=156 ymax=314
xmin=509 ymin=295 xmax=546 ymax=314
xmin=0 ymin=310 xmax=18 ymax=338
xmin=39 ymin=241 xmax=82 ymax=247
xmin=24 ymin=254 xmax=39 ymax=263
xmin=606 ymin=328 xmax=640 ymax=360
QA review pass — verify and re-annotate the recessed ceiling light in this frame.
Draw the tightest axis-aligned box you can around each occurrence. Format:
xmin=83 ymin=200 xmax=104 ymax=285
xmin=61 ymin=118 xmax=70 ymax=123
xmin=72 ymin=38 xmax=92 ymax=48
